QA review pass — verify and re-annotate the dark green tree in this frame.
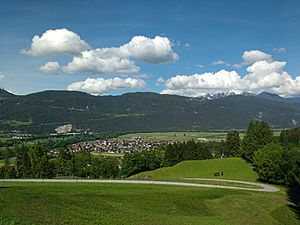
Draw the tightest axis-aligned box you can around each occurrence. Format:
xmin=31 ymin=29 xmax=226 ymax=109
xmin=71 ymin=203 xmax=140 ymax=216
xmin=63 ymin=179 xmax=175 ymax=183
xmin=222 ymin=130 xmax=240 ymax=157
xmin=253 ymin=143 xmax=284 ymax=183
xmin=28 ymin=144 xmax=53 ymax=178
xmin=16 ymin=145 xmax=31 ymax=178
xmin=241 ymin=121 xmax=273 ymax=163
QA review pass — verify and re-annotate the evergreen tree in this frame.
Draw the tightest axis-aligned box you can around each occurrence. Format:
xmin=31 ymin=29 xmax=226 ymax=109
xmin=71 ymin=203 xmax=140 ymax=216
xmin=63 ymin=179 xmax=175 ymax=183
xmin=222 ymin=130 xmax=240 ymax=157
xmin=16 ymin=145 xmax=31 ymax=178
xmin=241 ymin=121 xmax=273 ymax=163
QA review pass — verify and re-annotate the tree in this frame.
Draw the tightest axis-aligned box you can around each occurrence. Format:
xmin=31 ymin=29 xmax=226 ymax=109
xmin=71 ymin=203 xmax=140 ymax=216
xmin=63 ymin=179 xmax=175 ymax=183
xmin=222 ymin=130 xmax=240 ymax=157
xmin=280 ymin=127 xmax=300 ymax=145
xmin=253 ymin=143 xmax=284 ymax=183
xmin=241 ymin=121 xmax=273 ymax=163
xmin=72 ymin=151 xmax=91 ymax=177
xmin=16 ymin=145 xmax=31 ymax=178
xmin=28 ymin=144 xmax=53 ymax=178
xmin=281 ymin=145 xmax=300 ymax=187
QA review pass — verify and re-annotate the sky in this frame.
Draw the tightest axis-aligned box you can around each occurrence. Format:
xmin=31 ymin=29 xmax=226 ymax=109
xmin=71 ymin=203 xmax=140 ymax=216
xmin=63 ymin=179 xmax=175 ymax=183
xmin=1 ymin=0 xmax=300 ymax=97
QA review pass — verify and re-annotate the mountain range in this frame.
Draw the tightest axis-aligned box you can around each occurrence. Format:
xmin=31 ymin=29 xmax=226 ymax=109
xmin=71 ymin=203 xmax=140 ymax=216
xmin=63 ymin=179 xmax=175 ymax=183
xmin=0 ymin=88 xmax=299 ymax=134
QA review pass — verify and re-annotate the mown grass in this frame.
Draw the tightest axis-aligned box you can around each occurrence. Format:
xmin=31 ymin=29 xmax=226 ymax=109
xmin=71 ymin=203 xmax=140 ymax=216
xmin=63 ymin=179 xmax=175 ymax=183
xmin=135 ymin=157 xmax=259 ymax=182
xmin=0 ymin=182 xmax=298 ymax=225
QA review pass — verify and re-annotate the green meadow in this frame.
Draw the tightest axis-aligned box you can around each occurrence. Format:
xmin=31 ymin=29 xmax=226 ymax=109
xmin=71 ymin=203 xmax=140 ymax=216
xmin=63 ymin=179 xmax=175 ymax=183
xmin=0 ymin=182 xmax=298 ymax=225
xmin=134 ymin=158 xmax=259 ymax=182
xmin=0 ymin=157 xmax=299 ymax=224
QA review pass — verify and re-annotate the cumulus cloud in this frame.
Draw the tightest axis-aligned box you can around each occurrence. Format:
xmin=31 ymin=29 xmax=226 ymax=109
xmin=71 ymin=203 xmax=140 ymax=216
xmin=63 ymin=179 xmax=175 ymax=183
xmin=63 ymin=35 xmax=177 ymax=75
xmin=38 ymin=61 xmax=61 ymax=74
xmin=25 ymin=30 xmax=178 ymax=75
xmin=161 ymin=70 xmax=244 ymax=97
xmin=211 ymin=60 xmax=226 ymax=65
xmin=123 ymin=35 xmax=178 ymax=64
xmin=242 ymin=50 xmax=272 ymax=65
xmin=63 ymin=51 xmax=139 ymax=74
xmin=67 ymin=77 xmax=146 ymax=95
xmin=21 ymin=28 xmax=90 ymax=56
xmin=161 ymin=58 xmax=300 ymax=97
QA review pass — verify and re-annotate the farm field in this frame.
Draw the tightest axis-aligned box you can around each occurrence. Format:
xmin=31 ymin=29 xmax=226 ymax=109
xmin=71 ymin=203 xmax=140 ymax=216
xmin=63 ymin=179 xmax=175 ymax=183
xmin=0 ymin=182 xmax=298 ymax=225
xmin=118 ymin=131 xmax=281 ymax=142
xmin=118 ymin=131 xmax=229 ymax=142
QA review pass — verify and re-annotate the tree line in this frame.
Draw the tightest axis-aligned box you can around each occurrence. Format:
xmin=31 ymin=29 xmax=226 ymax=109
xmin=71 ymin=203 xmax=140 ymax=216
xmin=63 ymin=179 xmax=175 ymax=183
xmin=220 ymin=121 xmax=300 ymax=189
xmin=0 ymin=145 xmax=119 ymax=179
xmin=0 ymin=139 xmax=216 ymax=179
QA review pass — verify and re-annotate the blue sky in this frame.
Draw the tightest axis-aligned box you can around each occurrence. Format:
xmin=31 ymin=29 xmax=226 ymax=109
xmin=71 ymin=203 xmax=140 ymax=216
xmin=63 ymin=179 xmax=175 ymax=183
xmin=1 ymin=0 xmax=300 ymax=97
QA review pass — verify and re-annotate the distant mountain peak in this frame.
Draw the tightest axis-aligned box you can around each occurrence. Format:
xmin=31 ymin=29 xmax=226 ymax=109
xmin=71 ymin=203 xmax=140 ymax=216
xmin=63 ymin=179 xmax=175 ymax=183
xmin=199 ymin=90 xmax=255 ymax=100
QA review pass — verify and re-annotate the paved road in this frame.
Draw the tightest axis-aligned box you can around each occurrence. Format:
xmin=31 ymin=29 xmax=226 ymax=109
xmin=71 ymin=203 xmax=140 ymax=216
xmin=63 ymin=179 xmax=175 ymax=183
xmin=0 ymin=178 xmax=279 ymax=192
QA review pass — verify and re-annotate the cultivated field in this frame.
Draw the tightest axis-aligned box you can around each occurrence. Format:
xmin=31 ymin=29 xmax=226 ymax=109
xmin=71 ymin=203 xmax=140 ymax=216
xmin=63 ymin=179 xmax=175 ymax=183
xmin=118 ymin=131 xmax=229 ymax=142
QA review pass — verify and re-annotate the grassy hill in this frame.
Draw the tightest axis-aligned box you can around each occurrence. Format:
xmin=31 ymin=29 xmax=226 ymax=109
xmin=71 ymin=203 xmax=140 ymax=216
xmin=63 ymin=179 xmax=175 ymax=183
xmin=134 ymin=158 xmax=259 ymax=182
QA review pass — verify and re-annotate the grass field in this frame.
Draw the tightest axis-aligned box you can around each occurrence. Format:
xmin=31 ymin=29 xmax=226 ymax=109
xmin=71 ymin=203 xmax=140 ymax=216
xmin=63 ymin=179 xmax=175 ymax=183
xmin=0 ymin=158 xmax=298 ymax=224
xmin=0 ymin=119 xmax=33 ymax=127
xmin=118 ymin=131 xmax=229 ymax=142
xmin=118 ymin=131 xmax=281 ymax=142
xmin=0 ymin=182 xmax=298 ymax=225
xmin=134 ymin=158 xmax=259 ymax=182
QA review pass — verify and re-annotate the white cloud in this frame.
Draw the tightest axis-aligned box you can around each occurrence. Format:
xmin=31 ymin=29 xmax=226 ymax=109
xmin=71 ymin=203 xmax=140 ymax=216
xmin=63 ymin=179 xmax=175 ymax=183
xmin=21 ymin=28 xmax=90 ymax=56
xmin=232 ymin=63 xmax=242 ymax=69
xmin=161 ymin=59 xmax=300 ymax=97
xmin=196 ymin=64 xmax=204 ymax=68
xmin=34 ymin=33 xmax=178 ymax=75
xmin=273 ymin=48 xmax=286 ymax=53
xmin=156 ymin=77 xmax=166 ymax=83
xmin=38 ymin=61 xmax=61 ymax=74
xmin=211 ymin=60 xmax=226 ymax=65
xmin=63 ymin=51 xmax=139 ymax=74
xmin=242 ymin=50 xmax=272 ymax=65
xmin=162 ymin=70 xmax=244 ymax=97
xmin=123 ymin=35 xmax=178 ymax=64
xmin=67 ymin=77 xmax=146 ymax=95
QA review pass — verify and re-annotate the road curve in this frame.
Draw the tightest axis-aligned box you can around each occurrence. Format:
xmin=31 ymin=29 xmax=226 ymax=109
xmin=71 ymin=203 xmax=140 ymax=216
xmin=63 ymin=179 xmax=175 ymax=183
xmin=0 ymin=178 xmax=279 ymax=192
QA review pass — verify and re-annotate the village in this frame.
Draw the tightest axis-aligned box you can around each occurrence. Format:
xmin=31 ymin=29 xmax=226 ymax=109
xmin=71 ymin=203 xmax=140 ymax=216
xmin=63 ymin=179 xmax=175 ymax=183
xmin=68 ymin=137 xmax=171 ymax=153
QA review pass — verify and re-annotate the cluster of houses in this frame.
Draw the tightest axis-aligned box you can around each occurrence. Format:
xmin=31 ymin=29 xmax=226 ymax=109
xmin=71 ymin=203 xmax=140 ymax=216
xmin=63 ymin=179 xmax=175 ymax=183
xmin=68 ymin=137 xmax=170 ymax=153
